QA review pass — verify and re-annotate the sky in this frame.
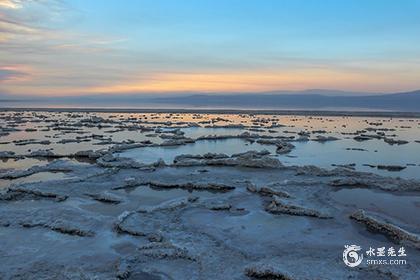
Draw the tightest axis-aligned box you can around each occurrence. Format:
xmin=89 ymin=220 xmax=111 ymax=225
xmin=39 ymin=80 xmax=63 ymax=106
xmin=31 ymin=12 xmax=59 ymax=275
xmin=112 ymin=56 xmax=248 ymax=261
xmin=1 ymin=0 xmax=420 ymax=97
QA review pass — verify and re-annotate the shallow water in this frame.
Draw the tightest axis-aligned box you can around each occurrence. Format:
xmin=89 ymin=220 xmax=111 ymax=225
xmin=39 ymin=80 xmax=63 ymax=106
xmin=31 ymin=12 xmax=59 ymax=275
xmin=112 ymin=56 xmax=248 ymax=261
xmin=0 ymin=171 xmax=69 ymax=189
xmin=279 ymin=139 xmax=420 ymax=179
xmin=331 ymin=188 xmax=420 ymax=227
xmin=1 ymin=111 xmax=420 ymax=179
xmin=119 ymin=138 xmax=276 ymax=164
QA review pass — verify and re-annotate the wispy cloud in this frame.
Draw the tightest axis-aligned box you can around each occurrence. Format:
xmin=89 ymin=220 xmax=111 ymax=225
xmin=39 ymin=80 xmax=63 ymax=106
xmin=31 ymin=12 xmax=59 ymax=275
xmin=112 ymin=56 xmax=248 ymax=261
xmin=0 ymin=0 xmax=23 ymax=9
xmin=0 ymin=0 xmax=131 ymax=95
xmin=1 ymin=0 xmax=420 ymax=96
xmin=0 ymin=65 xmax=30 ymax=81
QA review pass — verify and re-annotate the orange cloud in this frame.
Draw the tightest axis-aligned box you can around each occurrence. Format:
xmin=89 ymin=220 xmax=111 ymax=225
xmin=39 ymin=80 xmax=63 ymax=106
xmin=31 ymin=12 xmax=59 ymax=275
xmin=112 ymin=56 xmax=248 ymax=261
xmin=83 ymin=69 xmax=392 ymax=94
xmin=4 ymin=68 xmax=420 ymax=96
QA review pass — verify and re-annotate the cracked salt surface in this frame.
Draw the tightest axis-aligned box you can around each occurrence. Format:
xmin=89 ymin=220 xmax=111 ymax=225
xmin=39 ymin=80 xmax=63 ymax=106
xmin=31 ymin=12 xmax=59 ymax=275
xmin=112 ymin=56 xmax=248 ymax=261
xmin=119 ymin=138 xmax=276 ymax=165
xmin=0 ymin=110 xmax=420 ymax=279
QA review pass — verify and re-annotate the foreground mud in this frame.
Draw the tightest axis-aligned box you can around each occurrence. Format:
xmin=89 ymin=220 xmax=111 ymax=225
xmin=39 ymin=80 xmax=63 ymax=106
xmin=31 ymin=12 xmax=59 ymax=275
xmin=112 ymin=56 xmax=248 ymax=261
xmin=0 ymin=111 xmax=419 ymax=279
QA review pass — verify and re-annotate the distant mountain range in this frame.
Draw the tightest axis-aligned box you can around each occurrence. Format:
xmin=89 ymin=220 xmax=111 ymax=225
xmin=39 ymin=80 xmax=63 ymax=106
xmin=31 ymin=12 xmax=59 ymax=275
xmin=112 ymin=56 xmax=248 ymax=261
xmin=148 ymin=89 xmax=420 ymax=111
xmin=1 ymin=89 xmax=420 ymax=111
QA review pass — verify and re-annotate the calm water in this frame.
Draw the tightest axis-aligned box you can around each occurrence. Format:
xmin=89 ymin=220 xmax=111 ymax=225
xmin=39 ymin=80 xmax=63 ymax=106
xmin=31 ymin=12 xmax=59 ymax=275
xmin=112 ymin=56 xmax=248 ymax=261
xmin=1 ymin=111 xmax=420 ymax=179
xmin=331 ymin=188 xmax=420 ymax=226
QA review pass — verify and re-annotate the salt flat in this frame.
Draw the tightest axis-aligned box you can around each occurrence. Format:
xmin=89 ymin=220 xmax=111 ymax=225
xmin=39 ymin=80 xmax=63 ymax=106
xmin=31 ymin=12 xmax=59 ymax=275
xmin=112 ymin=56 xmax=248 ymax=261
xmin=0 ymin=110 xmax=419 ymax=279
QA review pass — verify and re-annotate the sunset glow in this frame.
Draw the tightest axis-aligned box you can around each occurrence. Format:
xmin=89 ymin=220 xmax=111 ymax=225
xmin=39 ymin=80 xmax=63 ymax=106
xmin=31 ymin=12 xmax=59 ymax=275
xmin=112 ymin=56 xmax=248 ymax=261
xmin=1 ymin=0 xmax=420 ymax=97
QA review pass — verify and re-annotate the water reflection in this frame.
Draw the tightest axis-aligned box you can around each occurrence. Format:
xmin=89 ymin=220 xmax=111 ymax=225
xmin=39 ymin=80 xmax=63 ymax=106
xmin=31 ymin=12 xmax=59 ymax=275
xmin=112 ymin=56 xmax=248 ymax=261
xmin=331 ymin=188 xmax=420 ymax=227
xmin=1 ymin=111 xmax=420 ymax=179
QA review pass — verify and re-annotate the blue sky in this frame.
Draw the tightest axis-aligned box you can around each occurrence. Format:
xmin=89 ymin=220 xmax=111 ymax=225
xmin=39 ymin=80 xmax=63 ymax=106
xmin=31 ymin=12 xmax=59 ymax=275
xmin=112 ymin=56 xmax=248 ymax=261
xmin=1 ymin=0 xmax=420 ymax=96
